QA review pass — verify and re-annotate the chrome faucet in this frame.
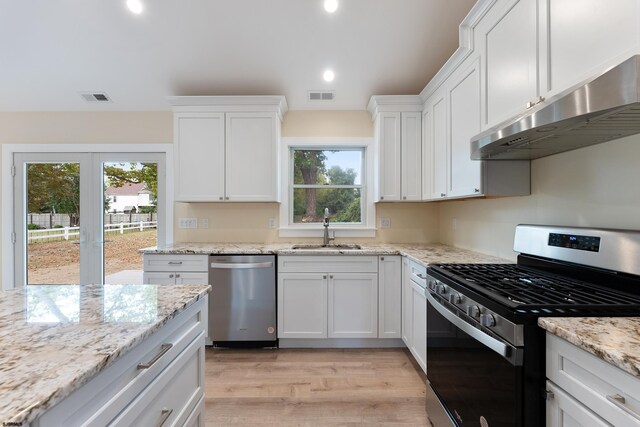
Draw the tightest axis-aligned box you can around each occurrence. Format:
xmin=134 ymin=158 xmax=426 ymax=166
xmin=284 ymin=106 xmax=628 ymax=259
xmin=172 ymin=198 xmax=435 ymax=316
xmin=323 ymin=208 xmax=335 ymax=246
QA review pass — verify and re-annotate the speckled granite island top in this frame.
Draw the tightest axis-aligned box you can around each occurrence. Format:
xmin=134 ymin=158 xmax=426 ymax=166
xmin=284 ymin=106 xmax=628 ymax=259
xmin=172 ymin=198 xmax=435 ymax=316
xmin=0 ymin=283 xmax=210 ymax=424
xmin=539 ymin=317 xmax=640 ymax=378
xmin=141 ymin=242 xmax=510 ymax=265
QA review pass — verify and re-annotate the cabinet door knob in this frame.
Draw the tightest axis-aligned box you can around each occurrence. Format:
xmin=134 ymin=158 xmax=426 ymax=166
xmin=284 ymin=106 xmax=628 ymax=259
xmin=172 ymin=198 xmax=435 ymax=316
xmin=440 ymin=193 xmax=446 ymax=197
xmin=225 ymin=196 xmax=229 ymax=200
xmin=329 ymin=275 xmax=334 ymax=279
xmin=169 ymin=274 xmax=174 ymax=278
xmin=402 ymin=196 xmax=407 ymax=200
xmin=175 ymin=274 xmax=180 ymax=278
xmin=474 ymin=188 xmax=480 ymax=193
xmin=380 ymin=196 xmax=384 ymax=200
xmin=219 ymin=197 xmax=223 ymax=201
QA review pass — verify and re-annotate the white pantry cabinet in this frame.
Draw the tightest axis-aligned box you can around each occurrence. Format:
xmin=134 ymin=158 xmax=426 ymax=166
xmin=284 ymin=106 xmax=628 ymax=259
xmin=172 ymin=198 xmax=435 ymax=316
xmin=35 ymin=297 xmax=207 ymax=427
xmin=143 ymin=254 xmax=209 ymax=285
xmin=368 ymin=97 xmax=422 ymax=202
xmin=546 ymin=333 xmax=640 ymax=427
xmin=170 ymin=96 xmax=287 ymax=202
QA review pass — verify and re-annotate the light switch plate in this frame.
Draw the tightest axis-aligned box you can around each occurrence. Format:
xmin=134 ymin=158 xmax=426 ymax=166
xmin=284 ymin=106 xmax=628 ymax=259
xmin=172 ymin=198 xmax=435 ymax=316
xmin=268 ymin=218 xmax=277 ymax=229
xmin=200 ymin=218 xmax=209 ymax=229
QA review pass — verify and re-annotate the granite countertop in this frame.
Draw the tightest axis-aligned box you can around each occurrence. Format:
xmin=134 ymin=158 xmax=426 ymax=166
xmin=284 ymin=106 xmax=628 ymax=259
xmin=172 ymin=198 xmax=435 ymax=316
xmin=141 ymin=242 xmax=511 ymax=266
xmin=539 ymin=317 xmax=640 ymax=378
xmin=0 ymin=283 xmax=210 ymax=424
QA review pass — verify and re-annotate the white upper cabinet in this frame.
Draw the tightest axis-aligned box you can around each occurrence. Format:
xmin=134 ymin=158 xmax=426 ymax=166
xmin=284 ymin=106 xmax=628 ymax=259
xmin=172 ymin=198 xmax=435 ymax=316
xmin=448 ymin=58 xmax=482 ymax=198
xmin=225 ymin=112 xmax=279 ymax=201
xmin=476 ymin=0 xmax=640 ymax=131
xmin=174 ymin=113 xmax=225 ymax=202
xmin=170 ymin=96 xmax=287 ymax=203
xmin=542 ymin=0 xmax=640 ymax=98
xmin=479 ymin=0 xmax=540 ymax=129
xmin=368 ymin=96 xmax=422 ymax=202
xmin=422 ymin=90 xmax=447 ymax=200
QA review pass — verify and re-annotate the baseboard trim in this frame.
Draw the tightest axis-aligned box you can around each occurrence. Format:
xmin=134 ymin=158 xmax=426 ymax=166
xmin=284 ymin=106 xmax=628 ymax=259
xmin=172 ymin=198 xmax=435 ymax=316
xmin=278 ymin=338 xmax=405 ymax=349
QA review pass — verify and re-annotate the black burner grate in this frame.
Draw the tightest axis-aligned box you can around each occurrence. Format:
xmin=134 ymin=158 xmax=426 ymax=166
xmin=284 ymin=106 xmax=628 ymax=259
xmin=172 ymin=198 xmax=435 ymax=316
xmin=430 ymin=264 xmax=640 ymax=313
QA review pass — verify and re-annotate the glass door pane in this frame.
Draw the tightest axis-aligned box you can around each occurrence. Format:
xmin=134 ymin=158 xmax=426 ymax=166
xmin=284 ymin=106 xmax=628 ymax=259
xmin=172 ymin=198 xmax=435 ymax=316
xmin=25 ymin=162 xmax=81 ymax=285
xmin=102 ymin=162 xmax=158 ymax=284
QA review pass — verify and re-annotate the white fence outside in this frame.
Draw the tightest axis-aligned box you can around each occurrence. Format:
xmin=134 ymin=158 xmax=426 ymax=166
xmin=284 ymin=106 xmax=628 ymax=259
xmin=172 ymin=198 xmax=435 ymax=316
xmin=28 ymin=221 xmax=157 ymax=243
xmin=28 ymin=213 xmax=156 ymax=229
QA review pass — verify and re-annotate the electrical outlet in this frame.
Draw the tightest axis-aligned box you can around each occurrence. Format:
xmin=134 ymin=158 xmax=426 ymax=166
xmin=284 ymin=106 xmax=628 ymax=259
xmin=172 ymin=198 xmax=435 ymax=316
xmin=380 ymin=218 xmax=391 ymax=229
xmin=178 ymin=218 xmax=198 ymax=229
xmin=200 ymin=218 xmax=209 ymax=229
xmin=268 ymin=218 xmax=277 ymax=229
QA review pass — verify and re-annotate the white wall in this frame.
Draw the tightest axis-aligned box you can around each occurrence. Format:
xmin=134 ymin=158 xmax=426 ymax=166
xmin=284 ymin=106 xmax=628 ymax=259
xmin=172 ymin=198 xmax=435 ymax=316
xmin=439 ymin=134 xmax=640 ymax=260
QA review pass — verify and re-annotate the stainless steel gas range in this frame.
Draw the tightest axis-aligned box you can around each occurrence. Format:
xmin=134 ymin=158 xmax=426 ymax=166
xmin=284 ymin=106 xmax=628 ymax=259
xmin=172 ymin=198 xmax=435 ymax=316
xmin=424 ymin=224 xmax=640 ymax=427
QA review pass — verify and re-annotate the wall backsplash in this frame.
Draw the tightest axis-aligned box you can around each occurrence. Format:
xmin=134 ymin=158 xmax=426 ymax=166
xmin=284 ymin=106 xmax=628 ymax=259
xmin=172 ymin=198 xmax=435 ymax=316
xmin=173 ymin=202 xmax=441 ymax=244
xmin=439 ymin=133 xmax=640 ymax=261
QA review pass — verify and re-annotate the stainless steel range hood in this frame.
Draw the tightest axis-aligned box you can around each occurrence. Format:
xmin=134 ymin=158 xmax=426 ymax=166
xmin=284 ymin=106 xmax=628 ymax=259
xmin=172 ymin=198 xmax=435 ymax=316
xmin=471 ymin=55 xmax=640 ymax=160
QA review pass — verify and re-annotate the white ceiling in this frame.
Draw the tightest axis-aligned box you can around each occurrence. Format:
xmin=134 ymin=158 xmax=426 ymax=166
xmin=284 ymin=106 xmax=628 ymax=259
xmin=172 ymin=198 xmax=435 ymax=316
xmin=0 ymin=0 xmax=476 ymax=112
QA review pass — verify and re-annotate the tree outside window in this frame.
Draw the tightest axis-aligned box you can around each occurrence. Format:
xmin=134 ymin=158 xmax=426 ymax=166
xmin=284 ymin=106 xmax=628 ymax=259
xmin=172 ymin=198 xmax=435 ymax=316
xmin=291 ymin=148 xmax=364 ymax=224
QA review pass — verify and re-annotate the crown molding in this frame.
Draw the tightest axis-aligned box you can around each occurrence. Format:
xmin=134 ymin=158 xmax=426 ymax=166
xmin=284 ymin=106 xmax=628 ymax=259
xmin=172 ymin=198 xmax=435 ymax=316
xmin=167 ymin=96 xmax=288 ymax=120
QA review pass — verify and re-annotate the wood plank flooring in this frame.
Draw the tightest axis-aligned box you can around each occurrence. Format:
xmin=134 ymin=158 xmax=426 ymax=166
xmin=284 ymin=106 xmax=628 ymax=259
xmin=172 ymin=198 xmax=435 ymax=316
xmin=204 ymin=348 xmax=431 ymax=426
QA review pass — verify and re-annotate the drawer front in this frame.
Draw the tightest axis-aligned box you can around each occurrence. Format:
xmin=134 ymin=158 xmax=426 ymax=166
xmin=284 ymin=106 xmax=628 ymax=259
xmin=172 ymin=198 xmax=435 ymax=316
xmin=278 ymin=255 xmax=378 ymax=273
xmin=144 ymin=254 xmax=209 ymax=272
xmin=110 ymin=332 xmax=205 ymax=427
xmin=546 ymin=333 xmax=640 ymax=427
xmin=143 ymin=272 xmax=178 ymax=285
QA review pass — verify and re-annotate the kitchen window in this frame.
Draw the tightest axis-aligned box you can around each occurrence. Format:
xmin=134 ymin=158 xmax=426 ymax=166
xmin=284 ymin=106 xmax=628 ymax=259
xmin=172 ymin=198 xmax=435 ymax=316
xmin=292 ymin=148 xmax=364 ymax=224
xmin=279 ymin=138 xmax=375 ymax=238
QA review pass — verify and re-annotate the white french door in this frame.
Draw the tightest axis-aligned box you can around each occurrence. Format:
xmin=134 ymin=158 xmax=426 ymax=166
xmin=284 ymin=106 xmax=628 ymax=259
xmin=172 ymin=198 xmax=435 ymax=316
xmin=13 ymin=152 xmax=165 ymax=287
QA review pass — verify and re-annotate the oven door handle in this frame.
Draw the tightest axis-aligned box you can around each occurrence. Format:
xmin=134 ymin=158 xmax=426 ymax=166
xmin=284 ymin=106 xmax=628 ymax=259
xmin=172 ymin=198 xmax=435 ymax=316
xmin=426 ymin=291 xmax=510 ymax=358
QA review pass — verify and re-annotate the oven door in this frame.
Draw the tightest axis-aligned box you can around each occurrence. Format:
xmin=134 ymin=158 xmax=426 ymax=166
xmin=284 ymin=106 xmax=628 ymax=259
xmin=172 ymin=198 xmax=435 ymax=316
xmin=426 ymin=290 xmax=524 ymax=427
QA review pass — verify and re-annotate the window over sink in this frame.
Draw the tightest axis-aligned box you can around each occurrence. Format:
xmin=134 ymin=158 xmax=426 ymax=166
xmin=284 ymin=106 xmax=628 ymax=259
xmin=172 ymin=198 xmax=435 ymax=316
xmin=279 ymin=138 xmax=375 ymax=238
xmin=292 ymin=148 xmax=363 ymax=224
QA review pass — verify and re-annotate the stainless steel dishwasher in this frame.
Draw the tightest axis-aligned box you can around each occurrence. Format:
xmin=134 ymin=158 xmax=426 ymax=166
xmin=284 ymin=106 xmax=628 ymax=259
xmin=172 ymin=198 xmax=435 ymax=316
xmin=208 ymin=255 xmax=276 ymax=346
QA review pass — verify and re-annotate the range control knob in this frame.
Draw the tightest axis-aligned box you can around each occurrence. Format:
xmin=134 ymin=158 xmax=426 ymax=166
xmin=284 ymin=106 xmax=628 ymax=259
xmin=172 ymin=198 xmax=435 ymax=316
xmin=480 ymin=313 xmax=496 ymax=327
xmin=466 ymin=305 xmax=480 ymax=318
xmin=427 ymin=280 xmax=437 ymax=291
xmin=449 ymin=293 xmax=462 ymax=304
xmin=435 ymin=284 xmax=448 ymax=295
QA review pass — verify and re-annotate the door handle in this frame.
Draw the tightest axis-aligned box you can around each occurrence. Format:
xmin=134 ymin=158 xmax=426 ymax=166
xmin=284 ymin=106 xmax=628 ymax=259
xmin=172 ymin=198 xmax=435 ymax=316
xmin=210 ymin=262 xmax=273 ymax=269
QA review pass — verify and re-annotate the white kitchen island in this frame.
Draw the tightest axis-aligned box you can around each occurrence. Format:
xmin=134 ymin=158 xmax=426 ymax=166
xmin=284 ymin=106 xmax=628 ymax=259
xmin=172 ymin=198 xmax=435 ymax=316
xmin=0 ymin=283 xmax=210 ymax=426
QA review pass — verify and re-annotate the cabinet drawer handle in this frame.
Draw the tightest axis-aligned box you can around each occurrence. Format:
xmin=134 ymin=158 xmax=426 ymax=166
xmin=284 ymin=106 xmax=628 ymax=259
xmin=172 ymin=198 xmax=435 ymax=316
xmin=167 ymin=261 xmax=183 ymax=265
xmin=137 ymin=343 xmax=173 ymax=370
xmin=606 ymin=394 xmax=640 ymax=421
xmin=416 ymin=274 xmax=426 ymax=279
xmin=158 ymin=408 xmax=173 ymax=427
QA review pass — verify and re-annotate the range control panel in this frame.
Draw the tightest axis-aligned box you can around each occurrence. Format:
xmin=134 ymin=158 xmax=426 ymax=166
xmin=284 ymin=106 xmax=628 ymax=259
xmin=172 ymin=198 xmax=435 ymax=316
xmin=548 ymin=233 xmax=601 ymax=252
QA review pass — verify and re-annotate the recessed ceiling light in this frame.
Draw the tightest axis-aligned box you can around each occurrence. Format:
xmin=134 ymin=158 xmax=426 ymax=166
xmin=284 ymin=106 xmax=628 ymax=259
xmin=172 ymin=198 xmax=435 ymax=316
xmin=324 ymin=0 xmax=338 ymax=13
xmin=323 ymin=70 xmax=335 ymax=82
xmin=126 ymin=0 xmax=144 ymax=14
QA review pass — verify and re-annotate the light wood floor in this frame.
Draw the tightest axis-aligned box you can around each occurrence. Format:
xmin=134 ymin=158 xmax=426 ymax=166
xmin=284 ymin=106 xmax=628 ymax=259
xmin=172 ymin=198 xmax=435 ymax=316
xmin=204 ymin=347 xmax=431 ymax=426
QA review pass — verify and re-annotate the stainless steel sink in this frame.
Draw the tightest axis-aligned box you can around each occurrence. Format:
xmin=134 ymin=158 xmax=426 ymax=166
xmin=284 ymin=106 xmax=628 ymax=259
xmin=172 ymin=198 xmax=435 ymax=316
xmin=291 ymin=244 xmax=362 ymax=250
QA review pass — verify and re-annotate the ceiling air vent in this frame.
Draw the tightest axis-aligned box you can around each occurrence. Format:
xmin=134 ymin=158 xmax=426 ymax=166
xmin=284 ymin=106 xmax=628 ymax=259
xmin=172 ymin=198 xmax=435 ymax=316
xmin=79 ymin=92 xmax=112 ymax=102
xmin=308 ymin=91 xmax=335 ymax=102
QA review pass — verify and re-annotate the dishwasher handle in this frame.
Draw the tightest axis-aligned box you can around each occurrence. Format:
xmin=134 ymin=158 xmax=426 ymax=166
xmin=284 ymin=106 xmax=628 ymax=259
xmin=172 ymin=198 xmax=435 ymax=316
xmin=210 ymin=261 xmax=273 ymax=269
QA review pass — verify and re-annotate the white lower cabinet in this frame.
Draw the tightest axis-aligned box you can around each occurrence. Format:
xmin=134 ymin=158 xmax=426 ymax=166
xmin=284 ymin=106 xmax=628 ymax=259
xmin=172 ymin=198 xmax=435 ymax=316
xmin=35 ymin=297 xmax=207 ymax=427
xmin=546 ymin=333 xmax=640 ymax=427
xmin=409 ymin=281 xmax=427 ymax=372
xmin=278 ymin=256 xmax=403 ymax=341
xmin=278 ymin=273 xmax=328 ymax=339
xmin=143 ymin=254 xmax=209 ymax=285
xmin=328 ymin=273 xmax=378 ymax=338
xmin=401 ymin=258 xmax=427 ymax=373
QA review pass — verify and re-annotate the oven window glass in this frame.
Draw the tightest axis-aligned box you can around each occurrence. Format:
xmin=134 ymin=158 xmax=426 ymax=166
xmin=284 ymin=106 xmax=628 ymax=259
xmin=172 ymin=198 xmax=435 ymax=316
xmin=427 ymin=299 xmax=521 ymax=426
